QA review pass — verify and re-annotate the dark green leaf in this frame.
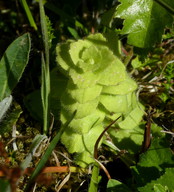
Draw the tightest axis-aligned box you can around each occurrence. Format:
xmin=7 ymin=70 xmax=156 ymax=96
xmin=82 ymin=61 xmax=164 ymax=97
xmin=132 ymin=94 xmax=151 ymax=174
xmin=0 ymin=33 xmax=31 ymax=100
xmin=107 ymin=179 xmax=132 ymax=192
xmin=0 ymin=179 xmax=11 ymax=192
xmin=132 ymin=137 xmax=174 ymax=187
xmin=115 ymin=0 xmax=174 ymax=48
xmin=138 ymin=168 xmax=174 ymax=192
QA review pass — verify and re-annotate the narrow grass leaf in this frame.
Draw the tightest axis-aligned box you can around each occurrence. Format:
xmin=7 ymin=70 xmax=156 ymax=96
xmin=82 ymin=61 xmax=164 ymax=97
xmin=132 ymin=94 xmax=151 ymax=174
xmin=20 ymin=134 xmax=47 ymax=170
xmin=39 ymin=0 xmax=51 ymax=134
xmin=24 ymin=111 xmax=76 ymax=192
xmin=88 ymin=162 xmax=100 ymax=192
xmin=19 ymin=0 xmax=38 ymax=30
xmin=0 ymin=95 xmax=12 ymax=121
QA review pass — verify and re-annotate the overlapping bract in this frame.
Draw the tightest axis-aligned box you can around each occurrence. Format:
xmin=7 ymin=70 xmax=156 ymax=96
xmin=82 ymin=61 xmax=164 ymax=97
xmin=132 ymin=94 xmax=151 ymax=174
xmin=56 ymin=33 xmax=143 ymax=167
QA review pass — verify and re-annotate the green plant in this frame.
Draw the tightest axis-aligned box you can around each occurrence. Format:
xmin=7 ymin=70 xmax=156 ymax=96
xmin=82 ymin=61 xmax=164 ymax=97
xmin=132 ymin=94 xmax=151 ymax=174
xmin=56 ymin=33 xmax=144 ymax=167
xmin=40 ymin=0 xmax=51 ymax=135
xmin=1 ymin=0 xmax=174 ymax=191
xmin=19 ymin=0 xmax=38 ymax=31
xmin=0 ymin=33 xmax=31 ymax=122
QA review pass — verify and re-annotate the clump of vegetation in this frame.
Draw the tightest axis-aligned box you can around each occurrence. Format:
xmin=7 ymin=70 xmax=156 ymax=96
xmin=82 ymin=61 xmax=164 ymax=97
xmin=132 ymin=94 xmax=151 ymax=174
xmin=0 ymin=0 xmax=174 ymax=191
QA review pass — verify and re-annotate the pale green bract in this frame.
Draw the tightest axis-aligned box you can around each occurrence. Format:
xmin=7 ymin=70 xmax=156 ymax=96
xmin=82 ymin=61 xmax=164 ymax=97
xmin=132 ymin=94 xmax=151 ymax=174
xmin=56 ymin=33 xmax=144 ymax=167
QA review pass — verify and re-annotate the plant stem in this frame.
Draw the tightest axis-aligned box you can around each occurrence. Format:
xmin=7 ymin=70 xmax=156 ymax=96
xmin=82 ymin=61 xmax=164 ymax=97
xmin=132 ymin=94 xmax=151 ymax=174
xmin=88 ymin=162 xmax=100 ymax=192
xmin=20 ymin=0 xmax=38 ymax=30
xmin=39 ymin=0 xmax=50 ymax=134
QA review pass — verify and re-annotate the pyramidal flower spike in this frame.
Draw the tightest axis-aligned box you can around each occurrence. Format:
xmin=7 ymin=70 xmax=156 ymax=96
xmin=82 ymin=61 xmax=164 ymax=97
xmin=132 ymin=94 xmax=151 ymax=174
xmin=56 ymin=33 xmax=144 ymax=167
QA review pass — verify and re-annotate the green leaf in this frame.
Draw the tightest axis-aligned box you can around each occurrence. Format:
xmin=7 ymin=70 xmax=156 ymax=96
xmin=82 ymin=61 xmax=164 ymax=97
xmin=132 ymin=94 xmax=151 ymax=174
xmin=66 ymin=83 xmax=102 ymax=103
xmin=56 ymin=41 xmax=74 ymax=73
xmin=131 ymin=57 xmax=144 ymax=69
xmin=0 ymin=179 xmax=11 ymax=192
xmin=19 ymin=0 xmax=38 ymax=31
xmin=118 ymin=104 xmax=144 ymax=129
xmin=132 ymin=137 xmax=174 ymax=188
xmin=61 ymin=109 xmax=105 ymax=134
xmin=138 ymin=168 xmax=174 ymax=192
xmin=101 ymin=6 xmax=117 ymax=28
xmin=103 ymin=31 xmax=122 ymax=58
xmin=61 ymin=92 xmax=99 ymax=119
xmin=24 ymin=68 xmax=68 ymax=121
xmin=56 ymin=33 xmax=144 ymax=166
xmin=102 ymin=77 xmax=137 ymax=95
xmin=68 ymin=27 xmax=80 ymax=40
xmin=107 ymin=179 xmax=132 ymax=192
xmin=115 ymin=0 xmax=174 ymax=48
xmin=100 ymin=94 xmax=128 ymax=113
xmin=61 ymin=124 xmax=103 ymax=154
xmin=88 ymin=162 xmax=100 ymax=192
xmin=20 ymin=134 xmax=47 ymax=170
xmin=24 ymin=90 xmax=43 ymax=121
xmin=0 ymin=33 xmax=31 ymax=100
xmin=109 ymin=124 xmax=144 ymax=153
xmin=153 ymin=184 xmax=169 ymax=192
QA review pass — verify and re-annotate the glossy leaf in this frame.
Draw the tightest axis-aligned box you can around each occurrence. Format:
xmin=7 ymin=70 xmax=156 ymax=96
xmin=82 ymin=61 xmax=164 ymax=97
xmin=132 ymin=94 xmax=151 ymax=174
xmin=115 ymin=0 xmax=174 ymax=48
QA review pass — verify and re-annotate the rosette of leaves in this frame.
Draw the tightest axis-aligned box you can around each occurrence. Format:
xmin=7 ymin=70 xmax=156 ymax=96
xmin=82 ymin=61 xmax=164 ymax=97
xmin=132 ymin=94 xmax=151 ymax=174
xmin=56 ymin=33 xmax=144 ymax=167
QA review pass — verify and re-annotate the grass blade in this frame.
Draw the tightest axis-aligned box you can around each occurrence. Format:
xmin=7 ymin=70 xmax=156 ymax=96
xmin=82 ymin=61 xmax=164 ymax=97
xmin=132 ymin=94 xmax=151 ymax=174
xmin=19 ymin=0 xmax=38 ymax=30
xmin=24 ymin=111 xmax=76 ymax=192
xmin=39 ymin=0 xmax=51 ymax=134
xmin=20 ymin=134 xmax=47 ymax=171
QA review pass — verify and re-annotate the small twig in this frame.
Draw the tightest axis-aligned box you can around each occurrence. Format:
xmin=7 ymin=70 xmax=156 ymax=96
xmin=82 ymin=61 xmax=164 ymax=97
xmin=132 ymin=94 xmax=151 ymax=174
xmin=94 ymin=116 xmax=121 ymax=159
xmin=56 ymin=172 xmax=71 ymax=192
xmin=0 ymin=166 xmax=86 ymax=177
xmin=52 ymin=151 xmax=60 ymax=166
xmin=94 ymin=159 xmax=111 ymax=180
xmin=160 ymin=60 xmax=174 ymax=78
xmin=55 ymin=161 xmax=71 ymax=192
xmin=49 ymin=112 xmax=54 ymax=137
xmin=54 ymin=150 xmax=73 ymax=163
xmin=141 ymin=108 xmax=154 ymax=153
xmin=93 ymin=117 xmax=121 ymax=180
xmin=161 ymin=130 xmax=174 ymax=135
xmin=32 ymin=183 xmax=37 ymax=192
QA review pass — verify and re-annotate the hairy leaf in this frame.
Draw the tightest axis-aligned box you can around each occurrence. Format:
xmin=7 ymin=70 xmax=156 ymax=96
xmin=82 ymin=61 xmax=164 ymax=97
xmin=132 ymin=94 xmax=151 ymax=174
xmin=56 ymin=33 xmax=143 ymax=167
xmin=0 ymin=33 xmax=31 ymax=100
